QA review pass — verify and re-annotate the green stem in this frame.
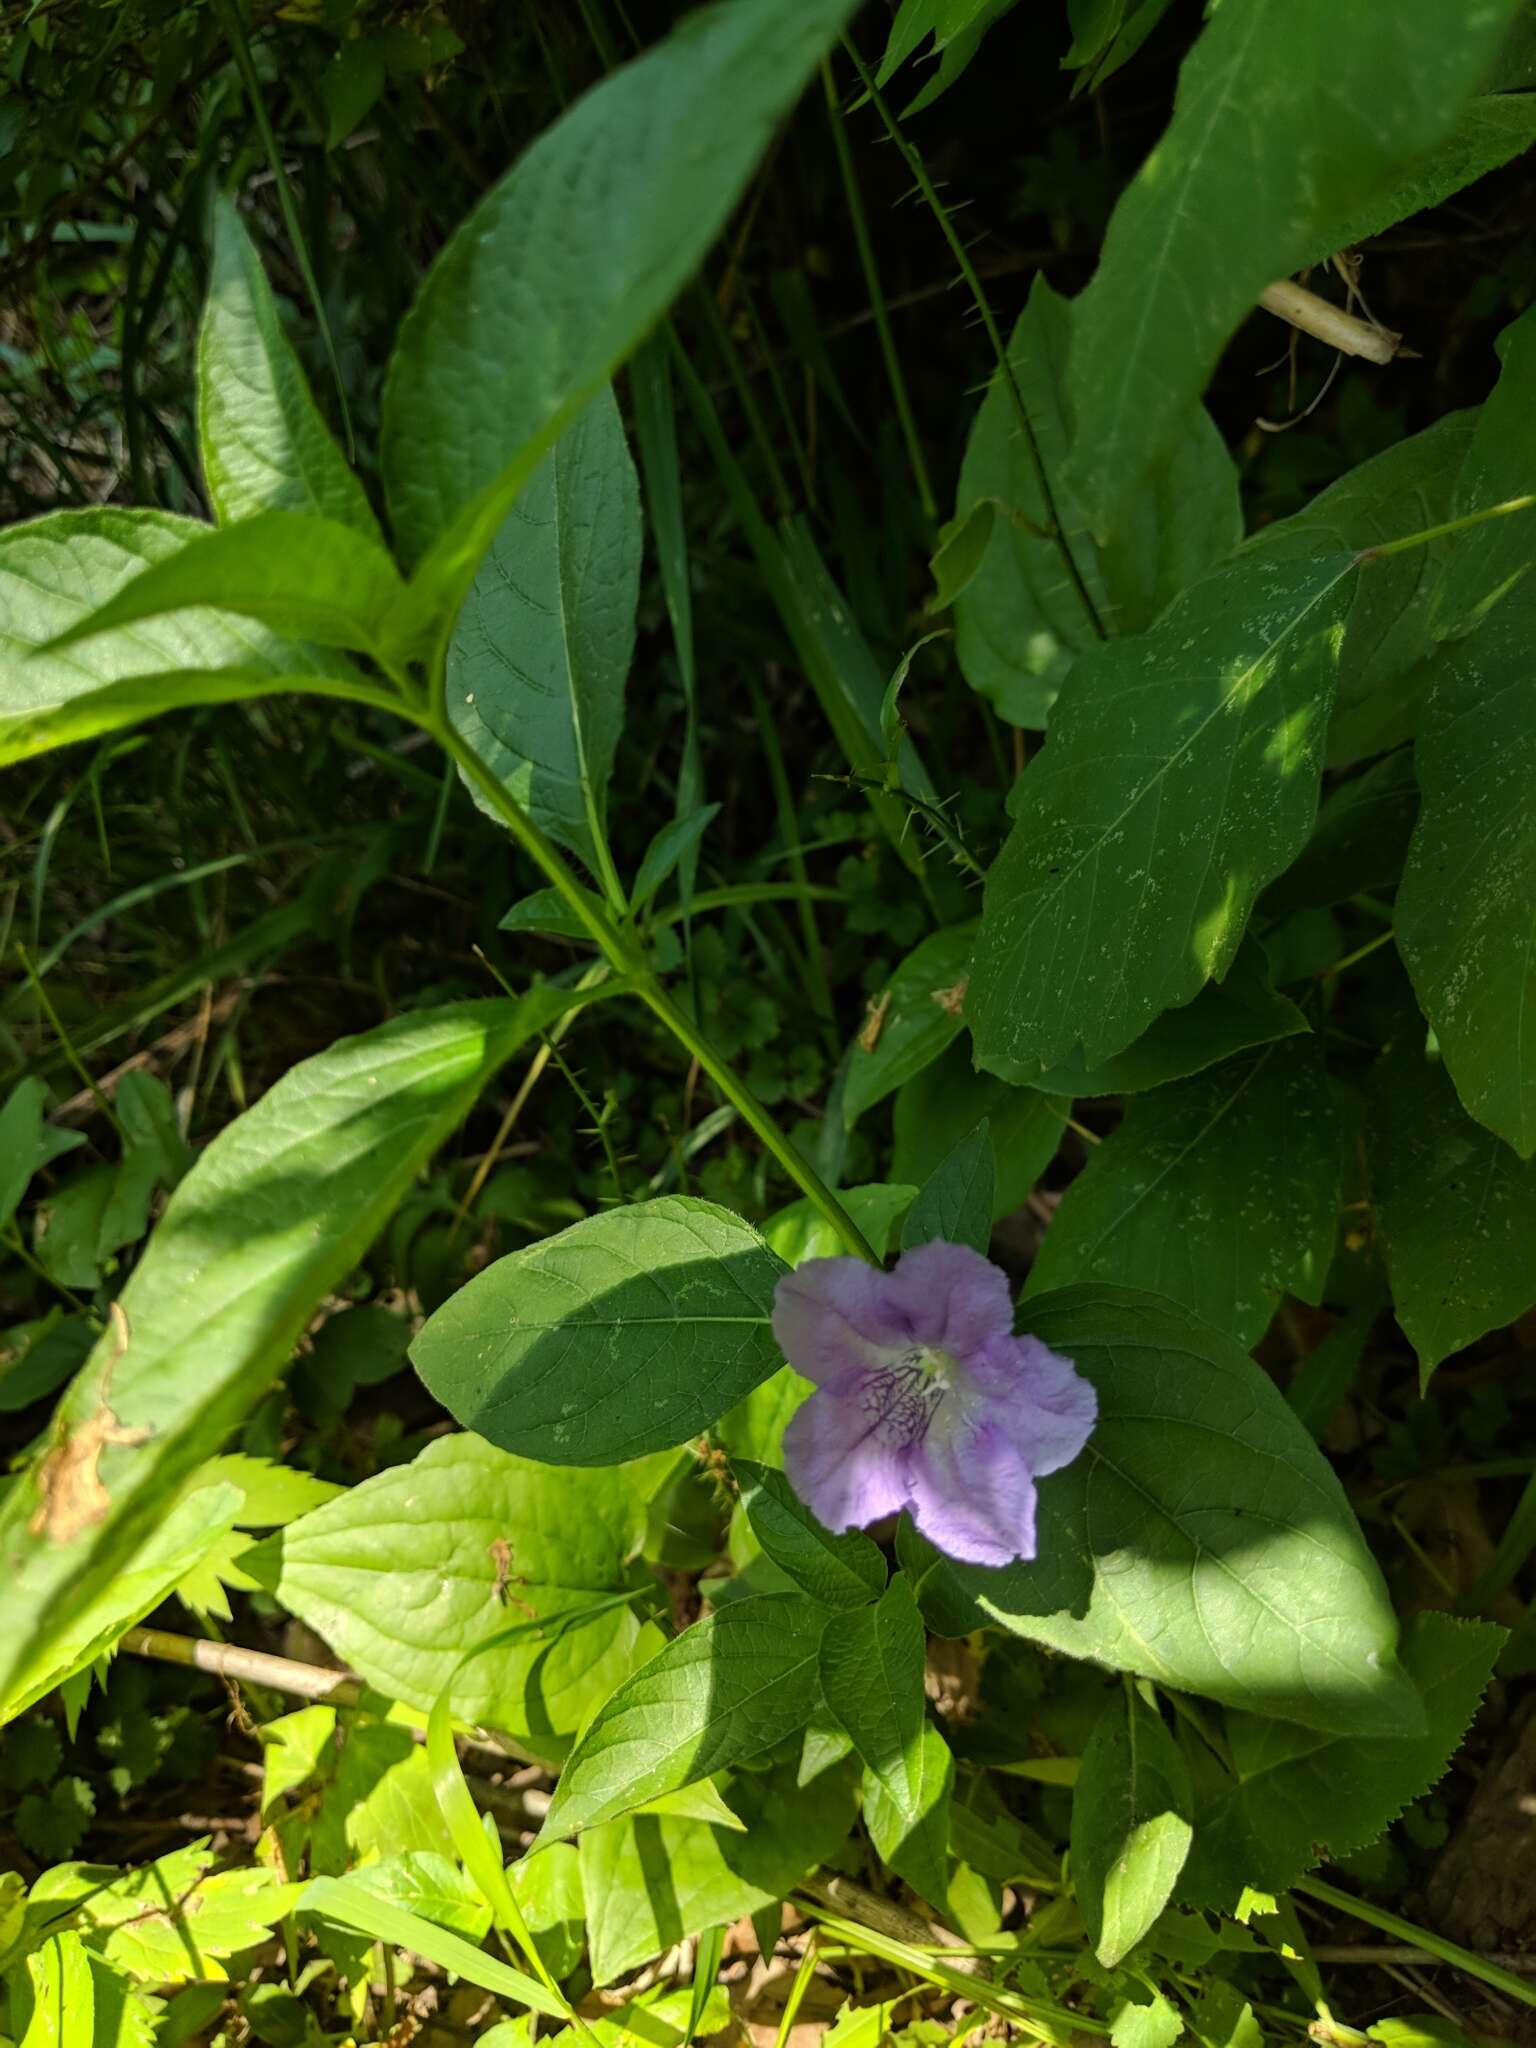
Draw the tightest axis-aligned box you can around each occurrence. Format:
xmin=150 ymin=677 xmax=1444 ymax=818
xmin=1457 ymin=1468 xmax=1536 ymax=1613
xmin=837 ymin=36 xmax=1105 ymax=641
xmin=1362 ymin=493 xmax=1536 ymax=561
xmin=821 ymin=61 xmax=936 ymax=524
xmin=1294 ymin=1876 xmax=1536 ymax=2010
xmin=427 ymin=715 xmax=878 ymax=1263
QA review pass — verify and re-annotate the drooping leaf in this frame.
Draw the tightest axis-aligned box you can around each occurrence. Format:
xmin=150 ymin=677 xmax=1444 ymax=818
xmin=1027 ymin=1036 xmax=1341 ymax=1348
xmin=0 ymin=991 xmax=596 ymax=1719
xmin=252 ymin=1434 xmax=653 ymax=1734
xmin=1064 ymin=0 xmax=1522 ymax=538
xmin=968 ymin=552 xmax=1354 ymax=1082
xmin=448 ymin=386 xmax=641 ymax=871
xmin=45 ymin=511 xmax=406 ymax=662
xmin=197 ymin=194 xmax=380 ymax=539
xmin=843 ymin=923 xmax=975 ymax=1128
xmin=380 ymin=0 xmax=857 ymax=597
xmin=1396 ymin=586 xmax=1536 ymax=1157
xmin=540 ymin=1593 xmax=828 ymax=1838
xmin=953 ymin=278 xmax=1238 ymax=726
xmin=861 ymin=1718 xmax=955 ymax=1906
xmin=1369 ymin=1027 xmax=1536 ymax=1382
xmin=892 ymin=1048 xmax=1067 ymax=1221
xmin=900 ymin=1123 xmax=994 ymax=1256
xmin=578 ymin=1760 xmax=857 ymax=1985
xmin=1327 ymin=94 xmax=1536 ymax=255
xmin=1030 ymin=936 xmax=1307 ymax=1098
xmin=299 ymin=1876 xmax=565 ymax=2017
xmin=1438 ymin=310 xmax=1536 ymax=638
xmin=735 ymin=1460 xmax=886 ymax=1609
xmin=1180 ymin=1613 xmax=1504 ymax=1909
xmin=0 ymin=1078 xmax=49 ymax=1235
xmin=1072 ymin=1690 xmax=1193 ymax=1966
xmin=819 ymin=1577 xmax=930 ymax=1821
xmin=0 ymin=508 xmax=392 ymax=768
xmin=908 ymin=1287 xmax=1421 ymax=1737
xmin=412 ymin=1196 xmax=788 ymax=1465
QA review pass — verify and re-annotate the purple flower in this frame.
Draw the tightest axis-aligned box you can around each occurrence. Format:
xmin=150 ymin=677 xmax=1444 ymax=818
xmin=774 ymin=1240 xmax=1096 ymax=1569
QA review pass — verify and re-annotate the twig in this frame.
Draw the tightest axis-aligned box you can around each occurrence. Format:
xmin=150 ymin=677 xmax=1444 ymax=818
xmin=1258 ymin=280 xmax=1401 ymax=364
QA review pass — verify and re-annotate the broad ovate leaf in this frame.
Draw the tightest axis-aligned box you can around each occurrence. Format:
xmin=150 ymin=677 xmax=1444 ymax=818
xmin=253 ymin=1435 xmax=653 ymax=1735
xmin=909 ymin=1287 xmax=1421 ymax=1738
xmin=411 ymin=1196 xmax=788 ymax=1464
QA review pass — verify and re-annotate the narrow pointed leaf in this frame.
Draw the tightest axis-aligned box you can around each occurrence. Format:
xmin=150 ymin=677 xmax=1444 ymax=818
xmin=1072 ymin=1691 xmax=1193 ymax=1966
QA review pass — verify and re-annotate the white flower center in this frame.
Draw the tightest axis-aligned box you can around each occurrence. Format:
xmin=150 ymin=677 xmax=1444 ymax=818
xmin=864 ymin=1345 xmax=956 ymax=1447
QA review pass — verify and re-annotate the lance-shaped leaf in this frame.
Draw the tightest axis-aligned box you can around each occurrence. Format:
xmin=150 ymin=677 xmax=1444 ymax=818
xmin=906 ymin=1287 xmax=1422 ymax=1738
xmin=411 ymin=1197 xmax=788 ymax=1465
xmin=540 ymin=1593 xmax=828 ymax=1838
xmin=1065 ymin=0 xmax=1523 ymax=538
xmin=447 ymin=386 xmax=640 ymax=870
xmin=1027 ymin=1035 xmax=1341 ymax=1349
xmin=381 ymin=0 xmax=858 ymax=598
xmin=0 ymin=508 xmax=393 ymax=768
xmin=819 ymin=1577 xmax=929 ymax=1819
xmin=198 ymin=193 xmax=380 ymax=539
xmin=0 ymin=990 xmax=598 ymax=1719
xmin=968 ymin=552 xmax=1354 ymax=1083
xmin=1432 ymin=305 xmax=1536 ymax=639
xmin=44 ymin=512 xmax=406 ymax=663
xmin=736 ymin=1460 xmax=886 ymax=1610
xmin=1072 ymin=1690 xmax=1194 ymax=1967
xmin=843 ymin=923 xmax=975 ymax=1128
xmin=1397 ymin=587 xmax=1536 ymax=1156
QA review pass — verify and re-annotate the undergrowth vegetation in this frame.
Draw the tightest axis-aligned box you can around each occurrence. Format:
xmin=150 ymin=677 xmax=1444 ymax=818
xmin=3 ymin=2 xmax=1536 ymax=2045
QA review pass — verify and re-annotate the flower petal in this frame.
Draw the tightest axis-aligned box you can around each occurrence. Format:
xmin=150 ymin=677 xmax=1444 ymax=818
xmin=907 ymin=1412 xmax=1037 ymax=1567
xmin=783 ymin=1385 xmax=910 ymax=1532
xmin=959 ymin=1334 xmax=1097 ymax=1476
xmin=772 ymin=1257 xmax=901 ymax=1389
xmin=882 ymin=1239 xmax=1015 ymax=1355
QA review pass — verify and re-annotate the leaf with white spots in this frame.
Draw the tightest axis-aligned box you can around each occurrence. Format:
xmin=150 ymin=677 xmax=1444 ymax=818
xmin=968 ymin=552 xmax=1355 ymax=1083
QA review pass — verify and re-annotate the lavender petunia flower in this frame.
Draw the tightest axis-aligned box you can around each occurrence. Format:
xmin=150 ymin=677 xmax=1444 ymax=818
xmin=774 ymin=1240 xmax=1096 ymax=1569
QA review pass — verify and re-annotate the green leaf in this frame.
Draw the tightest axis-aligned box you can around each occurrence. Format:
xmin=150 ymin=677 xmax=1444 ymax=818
xmin=448 ymin=387 xmax=641 ymax=872
xmin=1064 ymin=0 xmax=1523 ymax=538
xmin=412 ymin=1196 xmax=788 ymax=1465
xmin=509 ymin=1840 xmax=584 ymax=1980
xmin=254 ymin=1434 xmax=651 ymax=1735
xmin=910 ymin=1287 xmax=1421 ymax=1736
xmin=953 ymin=279 xmax=1238 ymax=726
xmin=1180 ymin=1612 xmax=1504 ymax=1910
xmin=45 ymin=511 xmax=407 ymax=663
xmin=1329 ymin=96 xmax=1536 ymax=282
xmin=926 ymin=500 xmax=996 ymax=614
xmin=892 ymin=1048 xmax=1066 ymax=1221
xmin=0 ymin=507 xmax=393 ymax=768
xmin=0 ymin=990 xmax=592 ymax=1720
xmin=1243 ymin=416 xmax=1474 ymax=768
xmin=819 ymin=1577 xmax=930 ymax=1822
xmin=1398 ymin=589 xmax=1536 ymax=1156
xmin=299 ymin=1875 xmax=566 ymax=2017
xmin=1027 ymin=1037 xmax=1341 ymax=1348
xmin=198 ymin=195 xmax=380 ymax=539
xmin=1071 ymin=1690 xmax=1193 ymax=1966
xmin=900 ymin=1123 xmax=993 ymax=1256
xmin=380 ymin=0 xmax=857 ymax=593
xmin=1369 ymin=1028 xmax=1536 ymax=1381
xmin=18 ymin=1931 xmax=95 ymax=2048
xmin=2 ymin=1483 xmax=245 ymax=1721
xmin=633 ymin=805 xmax=721 ymax=911
xmin=735 ymin=1460 xmax=886 ymax=1609
xmin=1260 ymin=749 xmax=1418 ymax=922
xmin=1112 ymin=1991 xmax=1183 ymax=2048
xmin=578 ymin=1760 xmax=857 ymax=1985
xmin=761 ymin=1183 xmax=914 ymax=1268
xmin=843 ymin=923 xmax=975 ymax=1127
xmin=540 ymin=1592 xmax=828 ymax=1838
xmin=861 ymin=1718 xmax=954 ymax=1906
xmin=1031 ymin=936 xmax=1308 ymax=1098
xmin=968 ymin=552 xmax=1354 ymax=1082
xmin=0 ymin=1078 xmax=48 ymax=1234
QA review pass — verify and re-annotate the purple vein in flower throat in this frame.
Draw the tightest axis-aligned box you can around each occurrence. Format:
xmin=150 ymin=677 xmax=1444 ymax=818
xmin=773 ymin=1240 xmax=1096 ymax=1569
